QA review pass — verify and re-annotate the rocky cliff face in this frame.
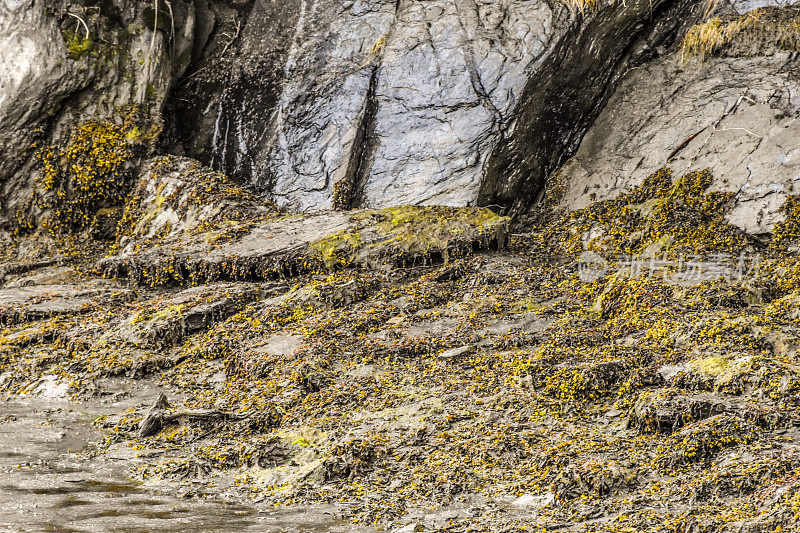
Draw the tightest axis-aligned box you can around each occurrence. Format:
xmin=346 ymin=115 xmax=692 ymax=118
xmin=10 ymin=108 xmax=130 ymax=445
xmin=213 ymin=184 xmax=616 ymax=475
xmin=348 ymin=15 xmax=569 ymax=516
xmin=0 ymin=0 xmax=203 ymax=237
xmin=174 ymin=0 xmax=698 ymax=211
xmin=1 ymin=0 xmax=799 ymax=239
xmin=6 ymin=3 xmax=800 ymax=532
xmin=174 ymin=0 xmax=574 ymax=210
xmin=557 ymin=6 xmax=800 ymax=236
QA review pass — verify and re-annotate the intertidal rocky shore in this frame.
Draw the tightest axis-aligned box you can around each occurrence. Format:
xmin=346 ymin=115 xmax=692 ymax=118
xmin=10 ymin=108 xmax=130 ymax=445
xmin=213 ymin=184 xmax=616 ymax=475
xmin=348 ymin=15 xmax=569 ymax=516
xmin=3 ymin=1 xmax=800 ymax=531
xmin=3 ymin=161 xmax=800 ymax=532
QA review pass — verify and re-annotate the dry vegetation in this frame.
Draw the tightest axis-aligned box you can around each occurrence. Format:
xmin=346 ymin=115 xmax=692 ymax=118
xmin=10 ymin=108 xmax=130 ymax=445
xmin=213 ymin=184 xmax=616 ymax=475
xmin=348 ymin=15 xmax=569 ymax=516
xmin=681 ymin=6 xmax=800 ymax=60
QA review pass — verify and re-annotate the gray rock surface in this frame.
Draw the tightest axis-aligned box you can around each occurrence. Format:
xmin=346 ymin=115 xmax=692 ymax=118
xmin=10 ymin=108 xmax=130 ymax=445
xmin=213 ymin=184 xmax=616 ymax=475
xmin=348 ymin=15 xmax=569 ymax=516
xmin=478 ymin=0 xmax=697 ymax=210
xmin=0 ymin=281 xmax=131 ymax=325
xmin=260 ymin=0 xmax=566 ymax=211
xmin=101 ymin=157 xmax=508 ymax=285
xmin=728 ymin=0 xmax=800 ymax=14
xmin=359 ymin=0 xmax=559 ymax=208
xmin=557 ymin=50 xmax=800 ymax=235
xmin=179 ymin=0 xmax=696 ymax=212
xmin=0 ymin=0 xmax=88 ymax=181
xmin=265 ymin=0 xmax=397 ymax=210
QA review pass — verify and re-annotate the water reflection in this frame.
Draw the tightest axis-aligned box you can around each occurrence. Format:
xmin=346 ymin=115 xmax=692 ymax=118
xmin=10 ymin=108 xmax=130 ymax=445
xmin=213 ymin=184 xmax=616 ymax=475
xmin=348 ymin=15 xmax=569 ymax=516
xmin=0 ymin=400 xmax=360 ymax=533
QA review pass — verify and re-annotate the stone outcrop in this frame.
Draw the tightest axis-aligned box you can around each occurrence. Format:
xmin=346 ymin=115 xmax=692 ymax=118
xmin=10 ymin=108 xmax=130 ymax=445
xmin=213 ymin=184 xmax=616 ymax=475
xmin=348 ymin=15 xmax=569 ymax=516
xmin=101 ymin=156 xmax=509 ymax=286
xmin=479 ymin=0 xmax=696 ymax=210
xmin=172 ymin=0 xmax=699 ymax=211
xmin=0 ymin=280 xmax=131 ymax=325
xmin=556 ymin=6 xmax=800 ymax=235
xmin=0 ymin=0 xmax=206 ymax=231
xmin=176 ymin=0 xmax=571 ymax=210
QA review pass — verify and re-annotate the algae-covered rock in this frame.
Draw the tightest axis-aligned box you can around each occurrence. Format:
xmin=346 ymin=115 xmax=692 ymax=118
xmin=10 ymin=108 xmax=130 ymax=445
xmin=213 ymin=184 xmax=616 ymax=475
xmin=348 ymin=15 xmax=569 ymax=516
xmin=100 ymin=171 xmax=509 ymax=285
xmin=0 ymin=1 xmax=196 ymax=234
xmin=314 ymin=205 xmax=509 ymax=270
xmin=557 ymin=6 xmax=800 ymax=236
xmin=657 ymin=414 xmax=761 ymax=467
xmin=552 ymin=458 xmax=638 ymax=499
xmin=120 ymin=282 xmax=264 ymax=348
xmin=714 ymin=354 xmax=800 ymax=399
xmin=115 ymin=156 xmax=278 ymax=254
xmin=630 ymin=389 xmax=728 ymax=433
xmin=0 ymin=281 xmax=131 ymax=326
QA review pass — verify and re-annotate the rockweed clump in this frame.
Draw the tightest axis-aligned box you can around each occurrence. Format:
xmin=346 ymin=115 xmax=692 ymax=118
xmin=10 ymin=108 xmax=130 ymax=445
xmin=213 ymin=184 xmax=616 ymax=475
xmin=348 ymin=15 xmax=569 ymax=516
xmin=33 ymin=107 xmax=155 ymax=235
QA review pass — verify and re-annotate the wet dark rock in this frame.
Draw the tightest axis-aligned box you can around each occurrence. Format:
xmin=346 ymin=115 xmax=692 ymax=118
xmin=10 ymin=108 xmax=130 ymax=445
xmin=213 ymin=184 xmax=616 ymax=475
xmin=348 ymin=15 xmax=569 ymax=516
xmin=480 ymin=0 xmax=696 ymax=211
xmin=245 ymin=409 xmax=283 ymax=434
xmin=324 ymin=437 xmax=388 ymax=482
xmin=284 ymin=275 xmax=381 ymax=310
xmin=138 ymin=391 xmax=171 ymax=438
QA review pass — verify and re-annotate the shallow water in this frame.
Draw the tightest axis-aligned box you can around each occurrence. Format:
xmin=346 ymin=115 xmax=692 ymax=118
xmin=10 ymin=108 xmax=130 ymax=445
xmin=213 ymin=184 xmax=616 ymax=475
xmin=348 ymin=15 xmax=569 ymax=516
xmin=0 ymin=399 xmax=359 ymax=533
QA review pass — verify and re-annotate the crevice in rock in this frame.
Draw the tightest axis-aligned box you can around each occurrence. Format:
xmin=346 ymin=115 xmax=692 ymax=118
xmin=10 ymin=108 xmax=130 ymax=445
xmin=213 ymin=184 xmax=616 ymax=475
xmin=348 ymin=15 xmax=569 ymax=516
xmin=454 ymin=1 xmax=503 ymax=125
xmin=479 ymin=0 xmax=698 ymax=214
xmin=159 ymin=0 xmax=278 ymax=180
xmin=332 ymin=0 xmax=406 ymax=210
xmin=335 ymin=65 xmax=381 ymax=210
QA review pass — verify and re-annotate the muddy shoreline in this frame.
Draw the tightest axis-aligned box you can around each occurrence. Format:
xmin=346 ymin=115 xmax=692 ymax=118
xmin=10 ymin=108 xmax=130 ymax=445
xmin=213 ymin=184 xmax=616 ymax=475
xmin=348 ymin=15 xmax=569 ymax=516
xmin=0 ymin=385 xmax=367 ymax=533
